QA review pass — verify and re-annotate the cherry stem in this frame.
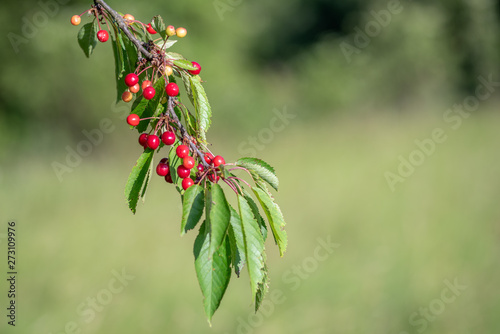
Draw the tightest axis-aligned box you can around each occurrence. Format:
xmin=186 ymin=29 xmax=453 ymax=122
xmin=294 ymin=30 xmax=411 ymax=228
xmin=228 ymin=176 xmax=251 ymax=189
xmin=94 ymin=0 xmax=153 ymax=60
xmin=227 ymin=166 xmax=254 ymax=180
xmin=223 ymin=178 xmax=239 ymax=194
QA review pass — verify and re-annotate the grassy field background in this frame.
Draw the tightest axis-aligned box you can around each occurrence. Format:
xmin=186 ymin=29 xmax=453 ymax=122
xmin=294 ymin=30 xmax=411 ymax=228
xmin=1 ymin=110 xmax=499 ymax=334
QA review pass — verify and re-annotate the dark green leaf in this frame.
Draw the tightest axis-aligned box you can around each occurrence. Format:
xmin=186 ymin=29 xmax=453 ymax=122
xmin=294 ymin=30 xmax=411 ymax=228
xmin=228 ymin=206 xmax=246 ymax=276
xmin=194 ymin=221 xmax=232 ymax=324
xmin=151 ymin=15 xmax=167 ymax=40
xmin=252 ymin=187 xmax=287 ymax=257
xmin=174 ymin=59 xmax=198 ymax=71
xmin=237 ymin=158 xmax=279 ymax=191
xmin=111 ymin=32 xmax=127 ymax=103
xmin=125 ymin=149 xmax=154 ymax=214
xmin=237 ymin=195 xmax=266 ymax=299
xmin=121 ymin=31 xmax=138 ymax=72
xmin=181 ymin=185 xmax=205 ymax=235
xmin=190 ymin=76 xmax=212 ymax=142
xmin=77 ymin=21 xmax=98 ymax=58
xmin=207 ymin=184 xmax=231 ymax=256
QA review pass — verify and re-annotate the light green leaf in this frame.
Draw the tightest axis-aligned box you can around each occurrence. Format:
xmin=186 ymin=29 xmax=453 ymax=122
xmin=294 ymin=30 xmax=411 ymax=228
xmin=125 ymin=150 xmax=154 ymax=214
xmin=252 ymin=187 xmax=287 ymax=257
xmin=179 ymin=70 xmax=195 ymax=106
xmin=181 ymin=185 xmax=204 ymax=235
xmin=237 ymin=195 xmax=266 ymax=299
xmin=237 ymin=158 xmax=279 ymax=191
xmin=190 ymin=76 xmax=212 ymax=142
xmin=151 ymin=15 xmax=167 ymax=40
xmin=207 ymin=184 xmax=231 ymax=256
xmin=165 ymin=52 xmax=186 ymax=61
xmin=228 ymin=206 xmax=246 ymax=276
xmin=111 ymin=31 xmax=127 ymax=103
xmin=194 ymin=221 xmax=232 ymax=324
xmin=242 ymin=189 xmax=267 ymax=241
xmin=77 ymin=21 xmax=98 ymax=58
xmin=155 ymin=39 xmax=177 ymax=50
xmin=174 ymin=59 xmax=198 ymax=71
xmin=255 ymin=261 xmax=269 ymax=312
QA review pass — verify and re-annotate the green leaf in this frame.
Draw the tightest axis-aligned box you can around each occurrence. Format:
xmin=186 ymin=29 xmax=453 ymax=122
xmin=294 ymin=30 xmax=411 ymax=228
xmin=255 ymin=262 xmax=269 ymax=312
xmin=165 ymin=52 xmax=186 ymax=61
xmin=136 ymin=79 xmax=165 ymax=133
xmin=252 ymin=187 xmax=287 ymax=257
xmin=151 ymin=15 xmax=167 ymax=40
xmin=228 ymin=206 xmax=246 ymax=276
xmin=77 ymin=21 xmax=98 ymax=58
xmin=237 ymin=195 xmax=266 ymax=299
xmin=242 ymin=189 xmax=268 ymax=241
xmin=125 ymin=149 xmax=155 ymax=214
xmin=179 ymin=70 xmax=195 ymax=106
xmin=181 ymin=185 xmax=205 ymax=235
xmin=174 ymin=59 xmax=198 ymax=71
xmin=194 ymin=221 xmax=232 ymax=324
xmin=207 ymin=184 xmax=231 ymax=256
xmin=155 ymin=39 xmax=177 ymax=50
xmin=190 ymin=76 xmax=212 ymax=142
xmin=237 ymin=158 xmax=279 ymax=191
xmin=111 ymin=32 xmax=126 ymax=103
xmin=121 ymin=31 xmax=138 ymax=72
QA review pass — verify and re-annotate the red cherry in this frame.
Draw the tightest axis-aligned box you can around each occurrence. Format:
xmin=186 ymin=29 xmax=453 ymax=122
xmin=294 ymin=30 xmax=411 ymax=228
xmin=189 ymin=61 xmax=202 ymax=75
xmin=165 ymin=173 xmax=173 ymax=183
xmin=130 ymin=83 xmax=140 ymax=94
xmin=138 ymin=133 xmax=149 ymax=147
xmin=182 ymin=178 xmax=194 ymax=190
xmin=208 ymin=173 xmax=220 ymax=183
xmin=147 ymin=135 xmax=160 ymax=150
xmin=213 ymin=155 xmax=225 ymax=167
xmin=97 ymin=30 xmax=109 ymax=42
xmin=142 ymin=80 xmax=152 ymax=90
xmin=127 ymin=114 xmax=140 ymax=127
xmin=166 ymin=82 xmax=179 ymax=96
xmin=161 ymin=131 xmax=176 ymax=145
xmin=176 ymin=145 xmax=189 ymax=158
xmin=160 ymin=158 xmax=168 ymax=164
xmin=183 ymin=156 xmax=195 ymax=169
xmin=125 ymin=73 xmax=139 ymax=87
xmin=143 ymin=86 xmax=156 ymax=100
xmin=197 ymin=164 xmax=204 ymax=172
xmin=204 ymin=152 xmax=214 ymax=164
xmin=177 ymin=165 xmax=190 ymax=178
xmin=156 ymin=163 xmax=169 ymax=176
xmin=146 ymin=23 xmax=157 ymax=34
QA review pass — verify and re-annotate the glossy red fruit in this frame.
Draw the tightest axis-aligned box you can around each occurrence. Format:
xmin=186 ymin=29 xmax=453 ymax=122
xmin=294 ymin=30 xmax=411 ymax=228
xmin=197 ymin=164 xmax=204 ymax=172
xmin=189 ymin=61 xmax=201 ymax=75
xmin=204 ymin=152 xmax=214 ymax=164
xmin=177 ymin=165 xmax=190 ymax=179
xmin=165 ymin=173 xmax=173 ymax=183
xmin=166 ymin=82 xmax=179 ymax=96
xmin=176 ymin=144 xmax=189 ymax=158
xmin=208 ymin=173 xmax=220 ymax=183
xmin=156 ymin=163 xmax=169 ymax=176
xmin=130 ymin=83 xmax=140 ymax=94
xmin=160 ymin=158 xmax=168 ymax=164
xmin=147 ymin=135 xmax=160 ymax=150
xmin=213 ymin=155 xmax=225 ymax=167
xmin=161 ymin=131 xmax=176 ymax=145
xmin=183 ymin=156 xmax=195 ymax=169
xmin=127 ymin=114 xmax=140 ymax=126
xmin=182 ymin=178 xmax=194 ymax=190
xmin=146 ymin=23 xmax=157 ymax=34
xmin=125 ymin=73 xmax=139 ymax=87
xmin=142 ymin=80 xmax=152 ymax=90
xmin=138 ymin=133 xmax=149 ymax=147
xmin=97 ymin=30 xmax=109 ymax=42
xmin=143 ymin=86 xmax=156 ymax=100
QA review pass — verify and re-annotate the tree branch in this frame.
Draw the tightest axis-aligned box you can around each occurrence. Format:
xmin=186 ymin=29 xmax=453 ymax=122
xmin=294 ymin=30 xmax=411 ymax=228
xmin=94 ymin=0 xmax=153 ymax=60
xmin=167 ymin=98 xmax=210 ymax=169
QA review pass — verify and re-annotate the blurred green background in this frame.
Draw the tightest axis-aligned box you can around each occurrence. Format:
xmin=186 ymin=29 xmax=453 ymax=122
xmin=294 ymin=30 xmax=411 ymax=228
xmin=1 ymin=0 xmax=500 ymax=333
